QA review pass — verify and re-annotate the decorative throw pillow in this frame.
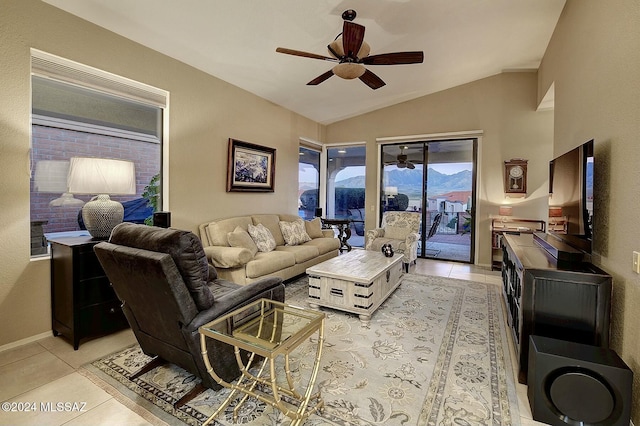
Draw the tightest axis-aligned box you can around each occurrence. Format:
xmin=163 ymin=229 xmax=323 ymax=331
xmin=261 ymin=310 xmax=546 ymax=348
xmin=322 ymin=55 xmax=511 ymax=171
xmin=247 ymin=223 xmax=276 ymax=252
xmin=227 ymin=226 xmax=258 ymax=257
xmin=384 ymin=225 xmax=412 ymax=241
xmin=305 ymin=217 xmax=324 ymax=239
xmin=279 ymin=220 xmax=312 ymax=246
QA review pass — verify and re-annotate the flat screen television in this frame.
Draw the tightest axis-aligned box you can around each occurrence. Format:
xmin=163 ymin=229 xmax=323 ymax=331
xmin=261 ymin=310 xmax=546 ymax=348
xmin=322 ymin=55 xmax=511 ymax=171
xmin=548 ymin=139 xmax=594 ymax=254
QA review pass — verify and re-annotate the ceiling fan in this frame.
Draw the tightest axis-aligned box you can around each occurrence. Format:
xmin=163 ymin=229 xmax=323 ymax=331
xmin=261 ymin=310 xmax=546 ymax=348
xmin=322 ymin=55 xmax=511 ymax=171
xmin=393 ymin=146 xmax=416 ymax=169
xmin=276 ymin=9 xmax=424 ymax=90
xmin=385 ymin=146 xmax=416 ymax=170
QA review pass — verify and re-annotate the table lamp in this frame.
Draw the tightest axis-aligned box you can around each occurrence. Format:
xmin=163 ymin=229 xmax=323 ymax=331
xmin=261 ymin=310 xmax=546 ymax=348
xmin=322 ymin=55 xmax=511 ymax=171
xmin=68 ymin=157 xmax=136 ymax=239
xmin=548 ymin=206 xmax=563 ymax=217
xmin=384 ymin=186 xmax=398 ymax=196
xmin=33 ymin=160 xmax=85 ymax=207
xmin=499 ymin=205 xmax=513 ymax=222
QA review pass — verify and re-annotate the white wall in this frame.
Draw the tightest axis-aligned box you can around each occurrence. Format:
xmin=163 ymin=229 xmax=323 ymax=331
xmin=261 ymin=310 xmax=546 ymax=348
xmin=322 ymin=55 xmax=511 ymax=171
xmin=538 ymin=0 xmax=640 ymax=420
xmin=0 ymin=0 xmax=322 ymax=347
xmin=326 ymin=72 xmax=554 ymax=266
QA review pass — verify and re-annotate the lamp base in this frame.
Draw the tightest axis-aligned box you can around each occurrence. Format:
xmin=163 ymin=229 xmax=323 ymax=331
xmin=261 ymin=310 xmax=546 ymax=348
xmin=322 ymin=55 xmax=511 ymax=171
xmin=50 ymin=193 xmax=85 ymax=207
xmin=82 ymin=194 xmax=124 ymax=239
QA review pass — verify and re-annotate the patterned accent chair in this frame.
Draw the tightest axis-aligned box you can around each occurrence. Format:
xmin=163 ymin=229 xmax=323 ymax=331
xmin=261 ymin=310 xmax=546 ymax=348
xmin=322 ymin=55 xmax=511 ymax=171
xmin=365 ymin=211 xmax=421 ymax=272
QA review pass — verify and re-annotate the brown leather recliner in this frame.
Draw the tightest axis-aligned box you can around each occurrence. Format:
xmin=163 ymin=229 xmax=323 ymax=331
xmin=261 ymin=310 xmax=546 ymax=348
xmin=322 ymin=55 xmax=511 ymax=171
xmin=94 ymin=222 xmax=285 ymax=406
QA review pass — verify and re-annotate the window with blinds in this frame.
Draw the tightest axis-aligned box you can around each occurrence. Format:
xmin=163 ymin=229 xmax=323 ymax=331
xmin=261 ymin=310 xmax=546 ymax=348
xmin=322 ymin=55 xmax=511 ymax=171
xmin=30 ymin=50 xmax=168 ymax=256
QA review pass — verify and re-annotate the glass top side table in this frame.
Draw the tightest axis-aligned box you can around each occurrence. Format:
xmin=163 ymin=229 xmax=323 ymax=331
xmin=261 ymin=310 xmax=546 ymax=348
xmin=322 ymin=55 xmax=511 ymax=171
xmin=199 ymin=298 xmax=325 ymax=425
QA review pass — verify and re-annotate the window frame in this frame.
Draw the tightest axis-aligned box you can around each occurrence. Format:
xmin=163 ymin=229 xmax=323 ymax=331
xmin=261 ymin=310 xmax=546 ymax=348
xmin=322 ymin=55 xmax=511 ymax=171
xmin=29 ymin=49 xmax=169 ymax=258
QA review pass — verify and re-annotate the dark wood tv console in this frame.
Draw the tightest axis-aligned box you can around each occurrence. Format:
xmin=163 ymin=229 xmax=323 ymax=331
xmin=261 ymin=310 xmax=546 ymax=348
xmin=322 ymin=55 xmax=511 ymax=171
xmin=500 ymin=233 xmax=611 ymax=384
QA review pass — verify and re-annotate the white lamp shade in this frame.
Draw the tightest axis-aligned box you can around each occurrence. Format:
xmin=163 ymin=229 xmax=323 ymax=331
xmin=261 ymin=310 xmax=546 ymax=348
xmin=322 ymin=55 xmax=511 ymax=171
xmin=499 ymin=206 xmax=513 ymax=216
xmin=385 ymin=186 xmax=398 ymax=196
xmin=34 ymin=160 xmax=69 ymax=193
xmin=549 ymin=206 xmax=563 ymax=217
xmin=68 ymin=157 xmax=136 ymax=195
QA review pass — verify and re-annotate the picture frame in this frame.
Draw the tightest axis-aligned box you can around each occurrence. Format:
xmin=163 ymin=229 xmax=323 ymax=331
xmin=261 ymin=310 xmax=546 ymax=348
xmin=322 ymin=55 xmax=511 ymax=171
xmin=227 ymin=139 xmax=276 ymax=192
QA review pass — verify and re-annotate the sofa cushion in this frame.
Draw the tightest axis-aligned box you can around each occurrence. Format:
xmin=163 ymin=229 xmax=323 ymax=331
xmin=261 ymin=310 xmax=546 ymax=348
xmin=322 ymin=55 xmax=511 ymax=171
xmin=227 ymin=226 xmax=258 ymax=256
xmin=251 ymin=215 xmax=285 ymax=246
xmin=369 ymin=237 xmax=407 ymax=254
xmin=206 ymin=216 xmax=253 ymax=247
xmin=248 ymin=223 xmax=276 ymax=253
xmin=205 ymin=245 xmax=254 ymax=269
xmin=276 ymin=245 xmax=319 ymax=263
xmin=279 ymin=219 xmax=312 ymax=246
xmin=109 ymin=222 xmax=215 ymax=311
xmin=245 ymin=251 xmax=295 ymax=278
xmin=302 ymin=237 xmax=341 ymax=255
xmin=305 ymin=217 xmax=324 ymax=239
xmin=384 ymin=225 xmax=412 ymax=241
xmin=278 ymin=213 xmax=303 ymax=223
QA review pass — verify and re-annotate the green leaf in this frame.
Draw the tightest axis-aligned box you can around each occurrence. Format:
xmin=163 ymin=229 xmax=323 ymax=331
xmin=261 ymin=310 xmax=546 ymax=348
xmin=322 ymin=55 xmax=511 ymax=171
xmin=368 ymin=397 xmax=385 ymax=422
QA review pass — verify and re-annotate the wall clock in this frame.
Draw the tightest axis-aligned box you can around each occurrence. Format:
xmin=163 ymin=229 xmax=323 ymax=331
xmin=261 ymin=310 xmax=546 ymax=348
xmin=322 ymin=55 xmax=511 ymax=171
xmin=504 ymin=159 xmax=528 ymax=195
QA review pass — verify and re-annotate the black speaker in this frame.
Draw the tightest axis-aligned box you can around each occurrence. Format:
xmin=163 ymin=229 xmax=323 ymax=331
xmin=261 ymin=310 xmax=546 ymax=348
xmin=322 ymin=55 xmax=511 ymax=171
xmin=315 ymin=208 xmax=323 ymax=217
xmin=528 ymin=335 xmax=632 ymax=426
xmin=152 ymin=211 xmax=171 ymax=228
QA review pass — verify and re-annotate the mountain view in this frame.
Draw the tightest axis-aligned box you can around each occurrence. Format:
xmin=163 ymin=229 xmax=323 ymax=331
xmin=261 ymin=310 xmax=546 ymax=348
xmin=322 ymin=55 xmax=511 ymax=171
xmin=335 ymin=168 xmax=472 ymax=197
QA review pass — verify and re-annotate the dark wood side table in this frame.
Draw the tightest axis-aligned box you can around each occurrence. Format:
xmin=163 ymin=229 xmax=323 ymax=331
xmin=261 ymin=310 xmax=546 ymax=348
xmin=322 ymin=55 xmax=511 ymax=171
xmin=49 ymin=235 xmax=129 ymax=349
xmin=321 ymin=218 xmax=352 ymax=252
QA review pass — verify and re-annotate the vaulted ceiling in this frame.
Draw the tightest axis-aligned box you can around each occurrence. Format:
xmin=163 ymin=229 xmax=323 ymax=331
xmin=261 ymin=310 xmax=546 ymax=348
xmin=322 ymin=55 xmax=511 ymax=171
xmin=43 ymin=0 xmax=565 ymax=124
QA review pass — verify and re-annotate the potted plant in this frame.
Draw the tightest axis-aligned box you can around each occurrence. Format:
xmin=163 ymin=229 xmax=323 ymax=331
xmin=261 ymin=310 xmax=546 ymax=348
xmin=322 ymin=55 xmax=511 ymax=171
xmin=142 ymin=173 xmax=159 ymax=225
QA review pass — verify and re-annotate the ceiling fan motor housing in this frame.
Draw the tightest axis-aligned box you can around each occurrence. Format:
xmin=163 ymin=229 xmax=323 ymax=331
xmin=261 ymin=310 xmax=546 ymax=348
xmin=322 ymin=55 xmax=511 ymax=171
xmin=328 ymin=39 xmax=370 ymax=60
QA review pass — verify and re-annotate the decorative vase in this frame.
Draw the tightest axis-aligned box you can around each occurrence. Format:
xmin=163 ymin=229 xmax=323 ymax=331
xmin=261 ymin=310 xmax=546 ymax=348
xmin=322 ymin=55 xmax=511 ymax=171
xmin=381 ymin=243 xmax=394 ymax=257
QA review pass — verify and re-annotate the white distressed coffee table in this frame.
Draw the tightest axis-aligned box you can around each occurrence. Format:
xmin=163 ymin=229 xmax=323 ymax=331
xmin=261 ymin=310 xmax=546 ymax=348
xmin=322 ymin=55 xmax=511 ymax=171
xmin=306 ymin=250 xmax=404 ymax=325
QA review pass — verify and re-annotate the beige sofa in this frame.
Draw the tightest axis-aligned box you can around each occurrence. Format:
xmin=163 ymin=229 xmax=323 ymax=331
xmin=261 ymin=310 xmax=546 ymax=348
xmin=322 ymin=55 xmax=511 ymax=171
xmin=199 ymin=214 xmax=340 ymax=284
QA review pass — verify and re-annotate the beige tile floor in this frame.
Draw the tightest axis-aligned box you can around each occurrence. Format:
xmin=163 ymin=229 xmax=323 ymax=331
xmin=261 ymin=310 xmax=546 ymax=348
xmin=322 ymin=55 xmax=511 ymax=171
xmin=0 ymin=258 xmax=546 ymax=426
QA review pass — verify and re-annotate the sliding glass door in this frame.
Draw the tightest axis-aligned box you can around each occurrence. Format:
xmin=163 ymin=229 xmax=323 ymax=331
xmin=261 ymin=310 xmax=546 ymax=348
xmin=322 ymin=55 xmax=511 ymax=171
xmin=298 ymin=145 xmax=321 ymax=220
xmin=326 ymin=145 xmax=366 ymax=248
xmin=380 ymin=140 xmax=476 ymax=263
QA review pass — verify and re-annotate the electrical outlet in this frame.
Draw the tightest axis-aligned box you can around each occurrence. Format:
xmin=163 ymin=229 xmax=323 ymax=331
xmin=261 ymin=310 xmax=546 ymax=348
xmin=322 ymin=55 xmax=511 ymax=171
xmin=634 ymin=251 xmax=640 ymax=274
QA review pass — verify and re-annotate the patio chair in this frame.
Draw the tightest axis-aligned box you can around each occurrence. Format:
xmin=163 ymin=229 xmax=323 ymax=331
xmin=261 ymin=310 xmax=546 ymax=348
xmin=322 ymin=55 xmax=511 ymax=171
xmin=425 ymin=213 xmax=442 ymax=257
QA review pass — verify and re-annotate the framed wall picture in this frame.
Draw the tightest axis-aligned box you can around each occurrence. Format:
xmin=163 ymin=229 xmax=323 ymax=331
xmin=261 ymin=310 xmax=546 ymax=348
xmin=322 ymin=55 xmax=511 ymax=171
xmin=504 ymin=158 xmax=528 ymax=195
xmin=227 ymin=139 xmax=276 ymax=192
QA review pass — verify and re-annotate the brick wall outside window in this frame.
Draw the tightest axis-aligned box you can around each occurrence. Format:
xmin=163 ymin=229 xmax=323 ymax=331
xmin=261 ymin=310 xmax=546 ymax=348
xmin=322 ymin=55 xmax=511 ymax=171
xmin=31 ymin=124 xmax=161 ymax=234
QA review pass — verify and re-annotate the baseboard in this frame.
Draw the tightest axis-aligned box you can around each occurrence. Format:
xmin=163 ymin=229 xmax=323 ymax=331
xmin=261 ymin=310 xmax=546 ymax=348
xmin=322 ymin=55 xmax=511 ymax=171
xmin=0 ymin=331 xmax=50 ymax=353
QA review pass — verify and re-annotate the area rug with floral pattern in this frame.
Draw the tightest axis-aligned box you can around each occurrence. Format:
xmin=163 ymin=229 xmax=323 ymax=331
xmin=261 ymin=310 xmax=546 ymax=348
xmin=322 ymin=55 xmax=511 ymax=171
xmin=81 ymin=273 xmax=520 ymax=426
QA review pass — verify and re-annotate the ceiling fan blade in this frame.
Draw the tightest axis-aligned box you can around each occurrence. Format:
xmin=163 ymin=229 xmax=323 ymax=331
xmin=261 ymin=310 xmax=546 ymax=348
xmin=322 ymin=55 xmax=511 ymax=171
xmin=359 ymin=69 xmax=386 ymax=90
xmin=397 ymin=162 xmax=407 ymax=169
xmin=362 ymin=51 xmax=424 ymax=65
xmin=407 ymin=162 xmax=416 ymax=170
xmin=342 ymin=21 xmax=365 ymax=58
xmin=276 ymin=47 xmax=337 ymax=62
xmin=307 ymin=70 xmax=334 ymax=86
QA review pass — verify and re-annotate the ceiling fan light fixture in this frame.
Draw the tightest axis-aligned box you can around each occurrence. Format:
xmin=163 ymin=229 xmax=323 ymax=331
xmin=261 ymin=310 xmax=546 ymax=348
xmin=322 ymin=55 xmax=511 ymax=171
xmin=329 ymin=39 xmax=370 ymax=60
xmin=333 ymin=62 xmax=366 ymax=79
xmin=329 ymin=40 xmax=344 ymax=58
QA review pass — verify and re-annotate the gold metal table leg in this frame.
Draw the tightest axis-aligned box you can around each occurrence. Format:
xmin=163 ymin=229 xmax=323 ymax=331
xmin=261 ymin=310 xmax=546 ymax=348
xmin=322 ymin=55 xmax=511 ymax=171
xmin=200 ymin=314 xmax=326 ymax=425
